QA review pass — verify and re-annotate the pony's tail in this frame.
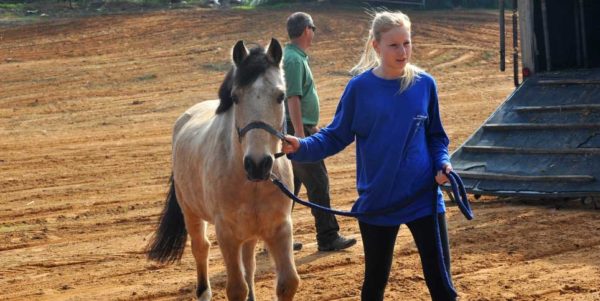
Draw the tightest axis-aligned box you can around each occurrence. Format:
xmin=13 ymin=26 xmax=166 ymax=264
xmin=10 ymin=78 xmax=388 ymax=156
xmin=146 ymin=174 xmax=188 ymax=264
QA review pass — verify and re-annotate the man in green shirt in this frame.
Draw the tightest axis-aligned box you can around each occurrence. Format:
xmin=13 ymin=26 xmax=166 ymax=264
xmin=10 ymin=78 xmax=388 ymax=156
xmin=284 ymin=12 xmax=356 ymax=252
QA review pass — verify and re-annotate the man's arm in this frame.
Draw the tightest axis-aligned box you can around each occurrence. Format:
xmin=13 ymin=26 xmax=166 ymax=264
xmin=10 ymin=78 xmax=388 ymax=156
xmin=287 ymin=95 xmax=305 ymax=138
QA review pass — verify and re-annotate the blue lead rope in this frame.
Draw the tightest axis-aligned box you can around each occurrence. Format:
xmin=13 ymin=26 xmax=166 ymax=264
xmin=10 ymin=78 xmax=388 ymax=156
xmin=272 ymin=176 xmax=433 ymax=217
xmin=270 ymin=170 xmax=473 ymax=299
xmin=434 ymin=170 xmax=472 ymax=299
xmin=270 ymin=170 xmax=472 ymax=219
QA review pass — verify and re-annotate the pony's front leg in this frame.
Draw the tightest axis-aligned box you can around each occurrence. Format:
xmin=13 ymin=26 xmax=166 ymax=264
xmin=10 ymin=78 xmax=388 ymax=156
xmin=184 ymin=216 xmax=212 ymax=300
xmin=242 ymin=239 xmax=258 ymax=301
xmin=216 ymin=227 xmax=248 ymax=301
xmin=264 ymin=221 xmax=300 ymax=301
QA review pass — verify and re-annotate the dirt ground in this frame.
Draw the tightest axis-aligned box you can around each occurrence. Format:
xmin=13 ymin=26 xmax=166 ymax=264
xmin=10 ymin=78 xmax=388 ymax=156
xmin=1 ymin=5 xmax=599 ymax=301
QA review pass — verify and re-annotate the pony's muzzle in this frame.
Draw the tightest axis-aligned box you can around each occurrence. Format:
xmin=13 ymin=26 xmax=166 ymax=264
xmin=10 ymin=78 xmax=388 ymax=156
xmin=243 ymin=155 xmax=273 ymax=181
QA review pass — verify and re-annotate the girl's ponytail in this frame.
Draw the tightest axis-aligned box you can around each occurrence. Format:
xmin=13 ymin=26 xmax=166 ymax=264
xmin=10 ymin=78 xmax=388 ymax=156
xmin=350 ymin=31 xmax=379 ymax=76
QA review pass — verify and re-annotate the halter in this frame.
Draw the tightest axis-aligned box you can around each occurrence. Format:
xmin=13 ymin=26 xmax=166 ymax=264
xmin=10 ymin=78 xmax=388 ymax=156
xmin=236 ymin=120 xmax=287 ymax=158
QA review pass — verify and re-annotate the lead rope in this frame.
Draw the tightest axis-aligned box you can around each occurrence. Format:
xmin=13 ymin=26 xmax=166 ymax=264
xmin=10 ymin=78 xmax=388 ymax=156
xmin=271 ymin=170 xmax=472 ymax=298
xmin=273 ymin=114 xmax=473 ymax=298
xmin=434 ymin=170 xmax=473 ymax=299
xmin=270 ymin=170 xmax=472 ymax=218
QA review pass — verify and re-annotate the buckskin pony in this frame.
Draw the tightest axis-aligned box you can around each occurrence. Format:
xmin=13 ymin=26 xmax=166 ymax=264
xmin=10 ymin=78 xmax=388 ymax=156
xmin=146 ymin=38 xmax=298 ymax=301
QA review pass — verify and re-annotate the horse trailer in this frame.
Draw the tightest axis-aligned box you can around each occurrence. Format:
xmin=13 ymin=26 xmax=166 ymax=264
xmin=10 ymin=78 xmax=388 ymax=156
xmin=448 ymin=0 xmax=600 ymax=202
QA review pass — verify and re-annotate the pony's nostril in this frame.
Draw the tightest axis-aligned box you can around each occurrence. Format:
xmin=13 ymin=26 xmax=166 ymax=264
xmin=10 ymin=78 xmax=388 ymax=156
xmin=260 ymin=156 xmax=273 ymax=172
xmin=244 ymin=156 xmax=254 ymax=174
xmin=244 ymin=155 xmax=273 ymax=181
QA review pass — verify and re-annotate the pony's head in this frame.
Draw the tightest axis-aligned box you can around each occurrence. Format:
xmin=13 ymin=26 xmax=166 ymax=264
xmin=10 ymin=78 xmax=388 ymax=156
xmin=217 ymin=38 xmax=286 ymax=182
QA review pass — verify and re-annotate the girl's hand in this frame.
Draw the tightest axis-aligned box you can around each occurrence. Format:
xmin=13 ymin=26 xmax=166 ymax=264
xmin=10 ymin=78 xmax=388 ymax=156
xmin=435 ymin=163 xmax=453 ymax=185
xmin=282 ymin=135 xmax=300 ymax=154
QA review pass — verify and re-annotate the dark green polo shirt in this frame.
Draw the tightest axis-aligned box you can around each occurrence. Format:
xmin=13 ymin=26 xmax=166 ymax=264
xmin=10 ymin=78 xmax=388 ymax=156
xmin=283 ymin=43 xmax=320 ymax=126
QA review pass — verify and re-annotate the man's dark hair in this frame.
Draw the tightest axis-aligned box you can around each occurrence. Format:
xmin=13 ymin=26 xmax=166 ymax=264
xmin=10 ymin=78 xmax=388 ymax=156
xmin=286 ymin=12 xmax=314 ymax=39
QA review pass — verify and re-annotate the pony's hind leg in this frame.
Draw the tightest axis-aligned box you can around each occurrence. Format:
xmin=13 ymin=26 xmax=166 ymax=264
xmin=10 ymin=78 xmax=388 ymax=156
xmin=185 ymin=217 xmax=212 ymax=300
xmin=242 ymin=239 xmax=258 ymax=301
xmin=264 ymin=222 xmax=300 ymax=301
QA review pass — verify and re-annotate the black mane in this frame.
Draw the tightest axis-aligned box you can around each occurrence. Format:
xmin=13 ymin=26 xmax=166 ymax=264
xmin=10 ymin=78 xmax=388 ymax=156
xmin=216 ymin=69 xmax=234 ymax=114
xmin=216 ymin=45 xmax=277 ymax=114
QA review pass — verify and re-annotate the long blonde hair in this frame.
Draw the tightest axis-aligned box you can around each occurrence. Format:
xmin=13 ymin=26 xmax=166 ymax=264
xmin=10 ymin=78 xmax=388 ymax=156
xmin=350 ymin=11 xmax=422 ymax=93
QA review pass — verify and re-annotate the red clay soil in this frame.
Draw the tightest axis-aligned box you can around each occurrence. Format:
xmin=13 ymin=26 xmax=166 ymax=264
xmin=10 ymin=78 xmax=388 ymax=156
xmin=1 ymin=5 xmax=599 ymax=301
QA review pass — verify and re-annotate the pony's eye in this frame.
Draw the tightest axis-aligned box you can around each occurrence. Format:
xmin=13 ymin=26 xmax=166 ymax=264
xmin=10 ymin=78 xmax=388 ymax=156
xmin=231 ymin=94 xmax=239 ymax=103
xmin=276 ymin=93 xmax=285 ymax=103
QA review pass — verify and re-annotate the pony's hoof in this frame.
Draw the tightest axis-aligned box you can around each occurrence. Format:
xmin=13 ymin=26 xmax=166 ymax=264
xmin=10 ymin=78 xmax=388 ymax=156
xmin=197 ymin=288 xmax=212 ymax=301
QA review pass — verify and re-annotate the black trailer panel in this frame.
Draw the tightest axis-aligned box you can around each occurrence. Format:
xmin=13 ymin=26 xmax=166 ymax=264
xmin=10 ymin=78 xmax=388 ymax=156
xmin=450 ymin=69 xmax=600 ymax=197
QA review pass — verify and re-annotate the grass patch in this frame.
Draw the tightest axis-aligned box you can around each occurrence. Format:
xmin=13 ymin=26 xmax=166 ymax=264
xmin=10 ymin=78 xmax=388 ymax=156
xmin=202 ymin=62 xmax=230 ymax=72
xmin=482 ymin=50 xmax=494 ymax=61
xmin=0 ymin=3 xmax=25 ymax=10
xmin=234 ymin=5 xmax=256 ymax=10
xmin=135 ymin=74 xmax=157 ymax=81
xmin=0 ymin=224 xmax=34 ymax=233
xmin=240 ymin=0 xmax=297 ymax=9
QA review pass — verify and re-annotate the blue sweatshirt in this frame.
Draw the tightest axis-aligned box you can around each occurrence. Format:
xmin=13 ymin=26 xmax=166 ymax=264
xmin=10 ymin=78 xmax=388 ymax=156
xmin=289 ymin=69 xmax=450 ymax=226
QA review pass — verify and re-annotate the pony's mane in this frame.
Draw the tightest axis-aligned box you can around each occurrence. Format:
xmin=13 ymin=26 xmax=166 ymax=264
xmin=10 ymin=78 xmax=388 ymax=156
xmin=216 ymin=46 xmax=277 ymax=114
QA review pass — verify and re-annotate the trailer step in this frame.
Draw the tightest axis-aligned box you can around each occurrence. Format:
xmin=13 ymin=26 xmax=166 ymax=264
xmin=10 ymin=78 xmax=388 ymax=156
xmin=462 ymin=146 xmax=600 ymax=155
xmin=538 ymin=79 xmax=600 ymax=85
xmin=513 ymin=104 xmax=600 ymax=112
xmin=455 ymin=170 xmax=595 ymax=183
xmin=483 ymin=123 xmax=600 ymax=130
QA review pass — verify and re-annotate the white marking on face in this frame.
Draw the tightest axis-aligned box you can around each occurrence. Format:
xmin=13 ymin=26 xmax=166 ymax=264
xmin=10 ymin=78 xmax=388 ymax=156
xmin=236 ymin=67 xmax=286 ymax=166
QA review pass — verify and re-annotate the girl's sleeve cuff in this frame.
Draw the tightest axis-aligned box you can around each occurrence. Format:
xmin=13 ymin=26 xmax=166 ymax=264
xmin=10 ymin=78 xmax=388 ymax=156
xmin=436 ymin=159 xmax=451 ymax=171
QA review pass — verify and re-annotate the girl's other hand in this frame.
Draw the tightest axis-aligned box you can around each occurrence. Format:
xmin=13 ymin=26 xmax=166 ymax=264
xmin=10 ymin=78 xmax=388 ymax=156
xmin=435 ymin=163 xmax=453 ymax=185
xmin=282 ymin=135 xmax=300 ymax=154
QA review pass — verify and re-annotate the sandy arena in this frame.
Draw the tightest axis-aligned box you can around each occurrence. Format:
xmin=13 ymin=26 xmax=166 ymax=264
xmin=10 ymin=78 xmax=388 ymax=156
xmin=1 ymin=5 xmax=599 ymax=300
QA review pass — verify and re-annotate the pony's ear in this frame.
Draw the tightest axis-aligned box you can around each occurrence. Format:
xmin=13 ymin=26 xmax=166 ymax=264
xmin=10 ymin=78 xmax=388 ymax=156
xmin=232 ymin=40 xmax=248 ymax=67
xmin=266 ymin=38 xmax=282 ymax=66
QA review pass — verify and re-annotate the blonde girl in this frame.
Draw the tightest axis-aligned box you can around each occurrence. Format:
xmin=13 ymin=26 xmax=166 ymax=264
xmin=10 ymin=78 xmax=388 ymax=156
xmin=284 ymin=11 xmax=456 ymax=301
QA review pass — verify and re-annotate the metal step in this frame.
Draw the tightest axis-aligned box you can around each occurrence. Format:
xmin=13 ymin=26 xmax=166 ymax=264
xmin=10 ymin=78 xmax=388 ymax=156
xmin=538 ymin=79 xmax=600 ymax=85
xmin=483 ymin=123 xmax=600 ymax=130
xmin=513 ymin=104 xmax=600 ymax=112
xmin=462 ymin=145 xmax=600 ymax=155
xmin=455 ymin=170 xmax=595 ymax=183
